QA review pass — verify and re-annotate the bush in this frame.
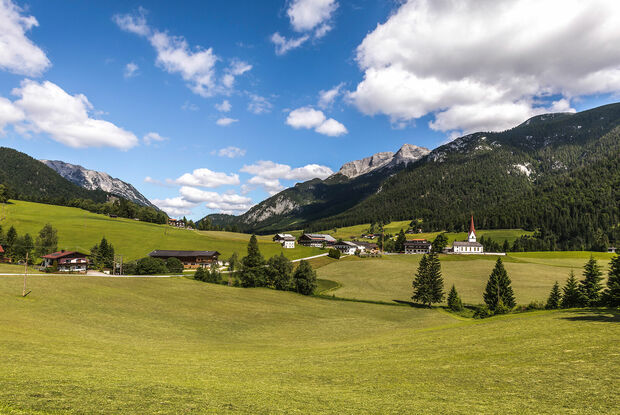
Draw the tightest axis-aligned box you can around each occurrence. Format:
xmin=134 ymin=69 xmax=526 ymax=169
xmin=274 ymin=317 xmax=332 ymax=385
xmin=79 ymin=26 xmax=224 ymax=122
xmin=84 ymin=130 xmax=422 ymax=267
xmin=166 ymin=257 xmax=184 ymax=274
xmin=135 ymin=257 xmax=167 ymax=275
xmin=122 ymin=261 xmax=137 ymax=275
xmin=328 ymin=248 xmax=341 ymax=259
xmin=194 ymin=267 xmax=206 ymax=281
xmin=205 ymin=263 xmax=221 ymax=284
xmin=473 ymin=304 xmax=492 ymax=319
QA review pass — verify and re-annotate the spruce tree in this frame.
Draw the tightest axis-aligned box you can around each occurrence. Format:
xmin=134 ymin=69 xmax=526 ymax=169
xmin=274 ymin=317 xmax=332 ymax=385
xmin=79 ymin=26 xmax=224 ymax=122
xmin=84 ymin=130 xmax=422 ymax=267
xmin=603 ymin=255 xmax=620 ymax=307
xmin=561 ymin=270 xmax=583 ymax=308
xmin=6 ymin=226 xmax=17 ymax=257
xmin=412 ymin=252 xmax=444 ymax=307
xmin=483 ymin=257 xmax=516 ymax=312
xmin=395 ymin=229 xmax=406 ymax=252
xmin=240 ymin=235 xmax=266 ymax=287
xmin=447 ymin=284 xmax=463 ymax=311
xmin=545 ymin=281 xmax=562 ymax=309
xmin=579 ymin=256 xmax=604 ymax=306
xmin=194 ymin=266 xmax=206 ymax=281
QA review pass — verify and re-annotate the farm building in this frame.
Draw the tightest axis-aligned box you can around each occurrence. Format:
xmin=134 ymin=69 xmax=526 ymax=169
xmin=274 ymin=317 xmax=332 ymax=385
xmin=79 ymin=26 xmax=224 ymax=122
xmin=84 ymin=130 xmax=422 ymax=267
xmin=404 ymin=239 xmax=431 ymax=254
xmin=273 ymin=233 xmax=296 ymax=249
xmin=298 ymin=234 xmax=336 ymax=248
xmin=333 ymin=241 xmax=362 ymax=255
xmin=148 ymin=250 xmax=220 ymax=269
xmin=354 ymin=241 xmax=379 ymax=254
xmin=168 ymin=218 xmax=185 ymax=228
xmin=41 ymin=250 xmax=89 ymax=273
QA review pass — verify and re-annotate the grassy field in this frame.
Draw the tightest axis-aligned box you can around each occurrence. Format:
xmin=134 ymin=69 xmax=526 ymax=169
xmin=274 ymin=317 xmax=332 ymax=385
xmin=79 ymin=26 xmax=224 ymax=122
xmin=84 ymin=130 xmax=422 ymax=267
xmin=1 ymin=200 xmax=322 ymax=261
xmin=320 ymin=221 xmax=533 ymax=244
xmin=0 ymin=274 xmax=618 ymax=414
xmin=317 ymin=252 xmax=615 ymax=304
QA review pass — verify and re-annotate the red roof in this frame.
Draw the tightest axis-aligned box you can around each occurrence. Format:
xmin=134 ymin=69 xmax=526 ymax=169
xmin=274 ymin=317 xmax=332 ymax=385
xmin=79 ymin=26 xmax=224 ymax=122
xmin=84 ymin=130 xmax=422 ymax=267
xmin=469 ymin=215 xmax=476 ymax=235
xmin=0 ymin=245 xmax=4 ymax=253
xmin=41 ymin=250 xmax=87 ymax=259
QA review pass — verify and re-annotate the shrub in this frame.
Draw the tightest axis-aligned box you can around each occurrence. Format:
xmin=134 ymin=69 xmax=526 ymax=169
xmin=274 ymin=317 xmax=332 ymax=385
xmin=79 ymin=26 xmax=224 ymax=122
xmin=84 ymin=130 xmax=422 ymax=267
xmin=194 ymin=267 xmax=206 ymax=281
xmin=135 ymin=257 xmax=167 ymax=275
xmin=473 ymin=304 xmax=492 ymax=319
xmin=166 ymin=257 xmax=184 ymax=274
xmin=328 ymin=248 xmax=341 ymax=259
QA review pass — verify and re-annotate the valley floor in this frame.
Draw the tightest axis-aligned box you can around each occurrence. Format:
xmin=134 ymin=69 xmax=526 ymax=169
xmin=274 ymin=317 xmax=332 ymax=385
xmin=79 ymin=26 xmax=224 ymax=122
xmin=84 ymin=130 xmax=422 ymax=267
xmin=0 ymin=273 xmax=618 ymax=414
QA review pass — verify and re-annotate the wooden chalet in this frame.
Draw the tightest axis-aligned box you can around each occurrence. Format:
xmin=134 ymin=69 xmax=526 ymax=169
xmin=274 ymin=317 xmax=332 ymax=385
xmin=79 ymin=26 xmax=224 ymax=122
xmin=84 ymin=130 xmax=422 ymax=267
xmin=41 ymin=250 xmax=89 ymax=273
xmin=148 ymin=250 xmax=220 ymax=269
xmin=298 ymin=234 xmax=336 ymax=248
xmin=404 ymin=239 xmax=432 ymax=254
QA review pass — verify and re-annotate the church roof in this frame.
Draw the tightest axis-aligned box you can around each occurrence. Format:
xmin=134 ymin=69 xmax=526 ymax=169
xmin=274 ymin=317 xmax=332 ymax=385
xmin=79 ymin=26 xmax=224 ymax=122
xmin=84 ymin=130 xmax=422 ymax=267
xmin=453 ymin=241 xmax=483 ymax=247
xmin=469 ymin=215 xmax=476 ymax=235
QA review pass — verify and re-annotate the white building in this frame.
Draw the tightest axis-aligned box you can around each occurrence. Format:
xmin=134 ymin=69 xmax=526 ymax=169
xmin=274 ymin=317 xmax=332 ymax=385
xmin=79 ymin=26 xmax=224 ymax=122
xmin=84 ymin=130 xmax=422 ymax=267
xmin=451 ymin=216 xmax=484 ymax=254
xmin=273 ymin=233 xmax=296 ymax=249
xmin=333 ymin=241 xmax=362 ymax=255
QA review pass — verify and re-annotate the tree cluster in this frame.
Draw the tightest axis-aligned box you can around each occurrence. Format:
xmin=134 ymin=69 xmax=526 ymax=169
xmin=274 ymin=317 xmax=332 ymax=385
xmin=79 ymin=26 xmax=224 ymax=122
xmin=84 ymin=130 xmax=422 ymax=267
xmin=0 ymin=223 xmax=59 ymax=264
xmin=90 ymin=237 xmax=115 ymax=269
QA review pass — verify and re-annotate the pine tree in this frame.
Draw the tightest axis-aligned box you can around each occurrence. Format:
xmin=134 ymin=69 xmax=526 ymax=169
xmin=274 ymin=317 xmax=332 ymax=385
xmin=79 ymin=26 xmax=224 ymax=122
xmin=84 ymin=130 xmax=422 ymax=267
xmin=292 ymin=260 xmax=317 ymax=295
xmin=579 ymin=256 xmax=604 ymax=306
xmin=483 ymin=257 xmax=516 ymax=312
xmin=194 ymin=266 xmax=206 ymax=281
xmin=603 ymin=255 xmax=620 ymax=307
xmin=412 ymin=252 xmax=444 ymax=307
xmin=240 ymin=235 xmax=266 ymax=287
xmin=6 ymin=226 xmax=17 ymax=257
xmin=395 ymin=229 xmax=406 ymax=252
xmin=545 ymin=281 xmax=562 ymax=309
xmin=431 ymin=233 xmax=448 ymax=253
xmin=447 ymin=284 xmax=463 ymax=311
xmin=561 ymin=270 xmax=583 ymax=308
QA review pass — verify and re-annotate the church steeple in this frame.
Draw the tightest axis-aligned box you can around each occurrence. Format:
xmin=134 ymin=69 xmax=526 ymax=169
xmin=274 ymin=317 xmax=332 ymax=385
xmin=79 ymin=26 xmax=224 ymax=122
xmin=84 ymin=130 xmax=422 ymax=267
xmin=468 ymin=215 xmax=476 ymax=242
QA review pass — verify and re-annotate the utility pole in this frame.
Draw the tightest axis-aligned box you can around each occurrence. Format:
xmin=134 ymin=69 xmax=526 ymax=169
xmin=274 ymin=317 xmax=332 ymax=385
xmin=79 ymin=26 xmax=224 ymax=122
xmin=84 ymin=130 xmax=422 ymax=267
xmin=22 ymin=252 xmax=30 ymax=297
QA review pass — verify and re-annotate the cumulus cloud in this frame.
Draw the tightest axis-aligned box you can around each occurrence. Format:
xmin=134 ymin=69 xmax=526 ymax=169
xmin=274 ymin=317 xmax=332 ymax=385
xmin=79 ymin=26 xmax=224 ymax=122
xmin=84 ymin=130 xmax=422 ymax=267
xmin=318 ymin=83 xmax=344 ymax=108
xmin=0 ymin=96 xmax=24 ymax=134
xmin=215 ymin=99 xmax=231 ymax=112
xmin=179 ymin=186 xmax=253 ymax=212
xmin=150 ymin=196 xmax=195 ymax=217
xmin=271 ymin=0 xmax=338 ymax=54
xmin=241 ymin=160 xmax=333 ymax=181
xmin=0 ymin=0 xmax=50 ymax=76
xmin=170 ymin=168 xmax=240 ymax=188
xmin=181 ymin=101 xmax=199 ymax=111
xmin=11 ymin=80 xmax=138 ymax=149
xmin=124 ymin=62 xmax=139 ymax=78
xmin=114 ymin=10 xmax=251 ymax=97
xmin=247 ymin=94 xmax=272 ymax=114
xmin=286 ymin=106 xmax=347 ymax=136
xmin=349 ymin=0 xmax=620 ymax=136
xmin=143 ymin=131 xmax=167 ymax=145
xmin=245 ymin=176 xmax=285 ymax=195
xmin=217 ymin=146 xmax=246 ymax=158
xmin=216 ymin=117 xmax=238 ymax=126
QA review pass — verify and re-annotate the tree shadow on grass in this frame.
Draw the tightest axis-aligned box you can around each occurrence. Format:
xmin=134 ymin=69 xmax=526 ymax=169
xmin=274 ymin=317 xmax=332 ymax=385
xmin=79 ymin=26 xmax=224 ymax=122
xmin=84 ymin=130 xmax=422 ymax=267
xmin=560 ymin=308 xmax=620 ymax=323
xmin=393 ymin=299 xmax=431 ymax=309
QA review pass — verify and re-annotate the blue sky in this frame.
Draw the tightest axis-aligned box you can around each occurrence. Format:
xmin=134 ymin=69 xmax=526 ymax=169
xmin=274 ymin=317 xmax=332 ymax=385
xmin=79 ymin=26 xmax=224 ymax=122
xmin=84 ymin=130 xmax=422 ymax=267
xmin=1 ymin=0 xmax=620 ymax=219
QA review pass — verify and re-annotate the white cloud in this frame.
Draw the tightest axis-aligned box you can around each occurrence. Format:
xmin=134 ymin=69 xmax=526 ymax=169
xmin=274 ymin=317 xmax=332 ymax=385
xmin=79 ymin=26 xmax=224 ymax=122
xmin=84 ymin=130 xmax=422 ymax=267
xmin=246 ymin=176 xmax=284 ymax=195
xmin=241 ymin=160 xmax=333 ymax=181
xmin=179 ymin=186 xmax=253 ymax=212
xmin=247 ymin=94 xmax=272 ymax=114
xmin=350 ymin=0 xmax=620 ymax=135
xmin=286 ymin=106 xmax=347 ymax=136
xmin=143 ymin=131 xmax=167 ymax=145
xmin=144 ymin=176 xmax=163 ymax=185
xmin=150 ymin=196 xmax=195 ymax=217
xmin=114 ymin=11 xmax=251 ymax=97
xmin=11 ymin=80 xmax=138 ymax=150
xmin=318 ymin=83 xmax=344 ymax=108
xmin=171 ymin=168 xmax=240 ymax=188
xmin=0 ymin=96 xmax=24 ymax=134
xmin=215 ymin=99 xmax=231 ymax=112
xmin=271 ymin=0 xmax=338 ymax=54
xmin=315 ymin=118 xmax=347 ymax=136
xmin=0 ymin=0 xmax=50 ymax=76
xmin=287 ymin=0 xmax=337 ymax=32
xmin=217 ymin=146 xmax=246 ymax=158
xmin=271 ymin=32 xmax=309 ymax=55
xmin=216 ymin=117 xmax=238 ymax=126
xmin=124 ymin=62 xmax=139 ymax=78
xmin=181 ymin=101 xmax=199 ymax=111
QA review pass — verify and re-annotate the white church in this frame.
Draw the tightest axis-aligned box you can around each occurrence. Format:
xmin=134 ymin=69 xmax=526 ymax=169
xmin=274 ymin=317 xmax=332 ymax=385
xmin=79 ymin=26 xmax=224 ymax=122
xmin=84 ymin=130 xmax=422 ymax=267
xmin=451 ymin=215 xmax=484 ymax=254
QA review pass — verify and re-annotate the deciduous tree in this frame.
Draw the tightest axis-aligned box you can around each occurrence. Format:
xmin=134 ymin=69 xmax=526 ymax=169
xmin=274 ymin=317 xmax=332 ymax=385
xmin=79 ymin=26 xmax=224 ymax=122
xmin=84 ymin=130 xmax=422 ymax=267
xmin=292 ymin=260 xmax=316 ymax=295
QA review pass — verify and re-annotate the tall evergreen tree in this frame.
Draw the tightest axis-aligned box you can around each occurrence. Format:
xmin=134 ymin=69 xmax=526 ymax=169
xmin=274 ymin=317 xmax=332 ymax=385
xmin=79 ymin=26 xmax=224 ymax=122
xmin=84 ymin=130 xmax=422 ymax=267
xmin=395 ymin=229 xmax=407 ymax=252
xmin=431 ymin=233 xmax=448 ymax=253
xmin=545 ymin=281 xmax=562 ymax=309
xmin=240 ymin=234 xmax=266 ymax=287
xmin=91 ymin=237 xmax=115 ymax=269
xmin=579 ymin=256 xmax=604 ymax=306
xmin=447 ymin=284 xmax=463 ymax=311
xmin=603 ymin=255 xmax=620 ymax=307
xmin=292 ymin=260 xmax=317 ymax=295
xmin=561 ymin=270 xmax=583 ymax=308
xmin=35 ymin=223 xmax=58 ymax=256
xmin=5 ymin=226 xmax=17 ymax=256
xmin=483 ymin=257 xmax=516 ymax=312
xmin=412 ymin=252 xmax=444 ymax=307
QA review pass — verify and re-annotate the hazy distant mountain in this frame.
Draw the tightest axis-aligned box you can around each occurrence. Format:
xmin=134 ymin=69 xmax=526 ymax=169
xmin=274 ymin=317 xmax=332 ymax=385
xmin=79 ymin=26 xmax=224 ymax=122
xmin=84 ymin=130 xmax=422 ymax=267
xmin=40 ymin=160 xmax=156 ymax=209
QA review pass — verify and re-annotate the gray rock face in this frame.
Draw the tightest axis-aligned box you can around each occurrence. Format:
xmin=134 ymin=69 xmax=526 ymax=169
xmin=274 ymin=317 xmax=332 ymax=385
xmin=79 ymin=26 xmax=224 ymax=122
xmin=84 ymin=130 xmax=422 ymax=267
xmin=40 ymin=160 xmax=156 ymax=209
xmin=336 ymin=144 xmax=430 ymax=179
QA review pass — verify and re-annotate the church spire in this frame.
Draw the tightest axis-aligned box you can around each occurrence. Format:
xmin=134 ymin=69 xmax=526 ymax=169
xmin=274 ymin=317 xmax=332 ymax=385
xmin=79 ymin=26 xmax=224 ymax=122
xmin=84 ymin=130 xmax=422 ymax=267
xmin=468 ymin=215 xmax=476 ymax=242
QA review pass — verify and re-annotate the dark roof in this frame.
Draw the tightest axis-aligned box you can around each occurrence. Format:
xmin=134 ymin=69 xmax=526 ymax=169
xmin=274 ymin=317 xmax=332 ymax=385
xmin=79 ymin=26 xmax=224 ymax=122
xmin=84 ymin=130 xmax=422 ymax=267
xmin=41 ymin=250 xmax=88 ymax=259
xmin=453 ymin=241 xmax=483 ymax=247
xmin=148 ymin=250 xmax=220 ymax=258
xmin=404 ymin=240 xmax=430 ymax=245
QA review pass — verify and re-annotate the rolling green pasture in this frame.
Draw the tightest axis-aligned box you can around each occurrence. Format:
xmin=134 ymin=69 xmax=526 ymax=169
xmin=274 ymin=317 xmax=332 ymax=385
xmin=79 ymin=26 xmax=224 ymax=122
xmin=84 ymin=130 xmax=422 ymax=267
xmin=320 ymin=221 xmax=533 ymax=244
xmin=1 ymin=200 xmax=322 ymax=261
xmin=317 ymin=252 xmax=615 ymax=304
xmin=0 ymin=275 xmax=618 ymax=414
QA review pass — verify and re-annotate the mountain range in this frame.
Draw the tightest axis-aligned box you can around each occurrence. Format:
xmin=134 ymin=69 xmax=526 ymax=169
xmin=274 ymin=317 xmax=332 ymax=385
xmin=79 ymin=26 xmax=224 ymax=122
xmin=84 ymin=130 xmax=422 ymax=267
xmin=40 ymin=160 xmax=156 ymax=209
xmin=204 ymin=103 xmax=620 ymax=249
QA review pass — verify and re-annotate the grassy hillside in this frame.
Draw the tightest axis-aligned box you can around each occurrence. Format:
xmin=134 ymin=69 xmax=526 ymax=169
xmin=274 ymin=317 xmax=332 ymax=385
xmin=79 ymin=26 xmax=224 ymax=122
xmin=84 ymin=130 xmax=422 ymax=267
xmin=317 ymin=252 xmax=614 ymax=304
xmin=1 ymin=200 xmax=323 ymax=261
xmin=0 ymin=275 xmax=617 ymax=414
xmin=321 ymin=220 xmax=533 ymax=244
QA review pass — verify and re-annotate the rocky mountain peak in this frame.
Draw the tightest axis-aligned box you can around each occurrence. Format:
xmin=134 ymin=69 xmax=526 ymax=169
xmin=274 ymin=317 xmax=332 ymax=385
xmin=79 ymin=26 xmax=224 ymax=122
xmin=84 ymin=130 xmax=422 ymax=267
xmin=336 ymin=144 xmax=430 ymax=179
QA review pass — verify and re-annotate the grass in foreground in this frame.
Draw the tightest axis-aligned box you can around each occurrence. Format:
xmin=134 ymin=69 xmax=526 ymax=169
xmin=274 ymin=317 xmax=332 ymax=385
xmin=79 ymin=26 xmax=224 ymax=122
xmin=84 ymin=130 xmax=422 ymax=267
xmin=2 ymin=200 xmax=323 ymax=261
xmin=0 ymin=275 xmax=618 ymax=414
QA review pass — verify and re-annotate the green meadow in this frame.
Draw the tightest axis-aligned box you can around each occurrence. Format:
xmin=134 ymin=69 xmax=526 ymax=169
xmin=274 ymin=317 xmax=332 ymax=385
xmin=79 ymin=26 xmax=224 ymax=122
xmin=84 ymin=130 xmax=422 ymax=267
xmin=1 ymin=200 xmax=322 ymax=261
xmin=0 ymin=275 xmax=618 ymax=414
xmin=317 ymin=252 xmax=614 ymax=304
